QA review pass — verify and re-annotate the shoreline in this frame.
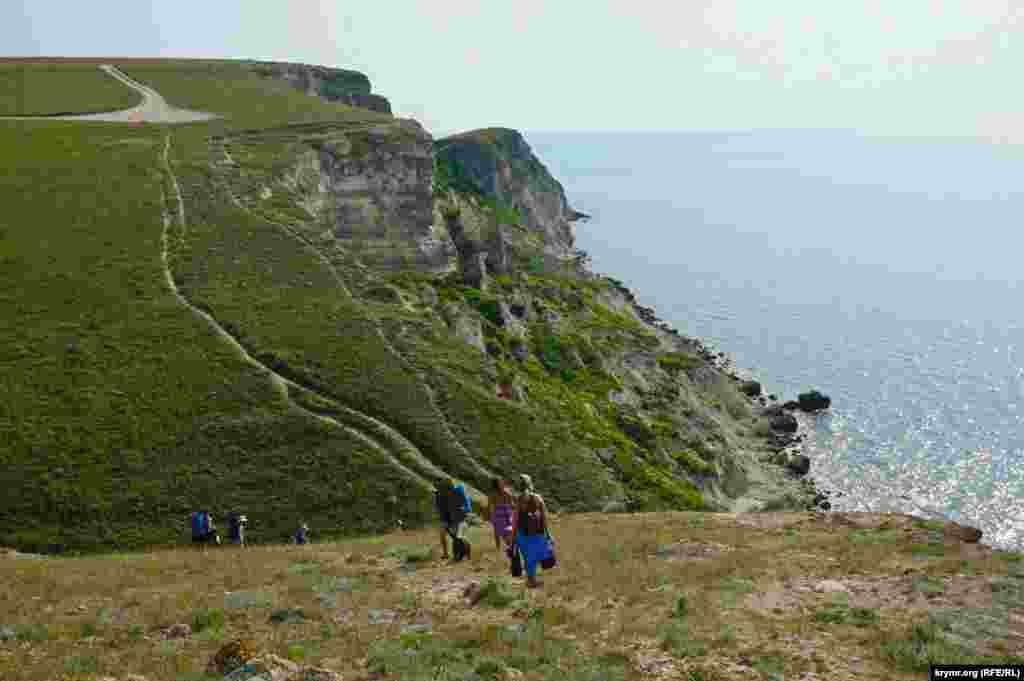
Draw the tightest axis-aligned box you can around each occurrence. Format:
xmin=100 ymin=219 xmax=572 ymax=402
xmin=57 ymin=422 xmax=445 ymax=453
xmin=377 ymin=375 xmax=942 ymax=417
xmin=593 ymin=272 xmax=832 ymax=515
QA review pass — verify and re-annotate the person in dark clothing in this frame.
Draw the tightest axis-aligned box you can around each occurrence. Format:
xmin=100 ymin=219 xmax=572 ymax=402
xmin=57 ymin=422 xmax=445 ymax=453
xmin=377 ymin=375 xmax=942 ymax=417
xmin=435 ymin=477 xmax=472 ymax=560
xmin=295 ymin=522 xmax=309 ymax=545
xmin=227 ymin=513 xmax=247 ymax=547
xmin=510 ymin=474 xmax=549 ymax=588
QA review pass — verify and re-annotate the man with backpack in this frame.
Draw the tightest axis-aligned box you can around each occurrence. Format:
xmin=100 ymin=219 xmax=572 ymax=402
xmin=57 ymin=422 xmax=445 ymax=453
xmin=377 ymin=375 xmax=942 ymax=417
xmin=191 ymin=511 xmax=220 ymax=548
xmin=435 ymin=478 xmax=472 ymax=562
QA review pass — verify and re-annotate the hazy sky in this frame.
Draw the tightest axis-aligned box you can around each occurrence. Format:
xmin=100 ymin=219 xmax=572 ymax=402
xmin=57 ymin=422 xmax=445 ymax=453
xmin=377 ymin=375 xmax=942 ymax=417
xmin=6 ymin=1 xmax=1024 ymax=139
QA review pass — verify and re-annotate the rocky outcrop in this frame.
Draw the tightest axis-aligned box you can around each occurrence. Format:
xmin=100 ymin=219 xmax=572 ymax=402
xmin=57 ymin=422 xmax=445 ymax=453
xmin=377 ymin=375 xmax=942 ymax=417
xmin=435 ymin=128 xmax=583 ymax=260
xmin=288 ymin=120 xmax=453 ymax=272
xmin=441 ymin=303 xmax=485 ymax=353
xmin=770 ymin=412 xmax=799 ymax=433
xmin=248 ymin=61 xmax=393 ymax=114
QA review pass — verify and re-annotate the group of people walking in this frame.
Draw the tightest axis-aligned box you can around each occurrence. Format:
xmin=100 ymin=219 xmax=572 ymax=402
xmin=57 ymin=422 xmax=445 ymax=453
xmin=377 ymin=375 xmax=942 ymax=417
xmin=189 ymin=511 xmax=308 ymax=547
xmin=189 ymin=472 xmax=555 ymax=589
xmin=436 ymin=473 xmax=555 ymax=589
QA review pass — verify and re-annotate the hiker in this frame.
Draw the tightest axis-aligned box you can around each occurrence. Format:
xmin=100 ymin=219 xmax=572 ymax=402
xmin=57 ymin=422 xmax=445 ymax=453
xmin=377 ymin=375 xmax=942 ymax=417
xmin=226 ymin=512 xmax=248 ymax=547
xmin=488 ymin=476 xmax=516 ymax=551
xmin=510 ymin=474 xmax=551 ymax=588
xmin=191 ymin=511 xmax=220 ymax=547
xmin=295 ymin=522 xmax=309 ymax=545
xmin=435 ymin=477 xmax=472 ymax=561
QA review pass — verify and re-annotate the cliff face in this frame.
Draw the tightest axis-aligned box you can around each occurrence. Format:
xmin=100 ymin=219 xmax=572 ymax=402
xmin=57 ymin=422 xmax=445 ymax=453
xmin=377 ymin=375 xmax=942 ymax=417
xmin=248 ymin=60 xmax=393 ymax=114
xmin=435 ymin=128 xmax=585 ymax=263
xmin=227 ymin=113 xmax=818 ymax=514
xmin=305 ymin=120 xmax=450 ymax=272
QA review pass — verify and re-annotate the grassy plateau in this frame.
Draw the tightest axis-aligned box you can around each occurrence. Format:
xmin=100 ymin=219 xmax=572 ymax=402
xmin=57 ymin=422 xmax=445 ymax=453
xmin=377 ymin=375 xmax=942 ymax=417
xmin=0 ymin=63 xmax=141 ymax=115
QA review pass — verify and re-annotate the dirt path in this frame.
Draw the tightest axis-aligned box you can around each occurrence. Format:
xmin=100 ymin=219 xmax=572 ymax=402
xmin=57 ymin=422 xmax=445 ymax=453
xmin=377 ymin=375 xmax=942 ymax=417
xmin=158 ymin=134 xmax=434 ymax=493
xmin=208 ymin=135 xmax=494 ymax=497
xmin=0 ymin=64 xmax=216 ymax=123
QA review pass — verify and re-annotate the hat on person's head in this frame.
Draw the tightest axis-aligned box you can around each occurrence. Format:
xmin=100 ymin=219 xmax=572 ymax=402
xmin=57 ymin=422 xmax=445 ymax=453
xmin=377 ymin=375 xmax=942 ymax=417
xmin=518 ymin=474 xmax=534 ymax=492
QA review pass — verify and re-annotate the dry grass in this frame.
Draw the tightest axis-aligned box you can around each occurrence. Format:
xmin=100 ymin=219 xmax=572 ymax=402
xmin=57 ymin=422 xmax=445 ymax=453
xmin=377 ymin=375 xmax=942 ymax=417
xmin=0 ymin=512 xmax=1021 ymax=680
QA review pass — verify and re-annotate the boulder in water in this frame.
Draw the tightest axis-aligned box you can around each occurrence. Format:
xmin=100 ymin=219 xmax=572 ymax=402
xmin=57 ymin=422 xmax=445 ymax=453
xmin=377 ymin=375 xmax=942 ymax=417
xmin=797 ymin=390 xmax=831 ymax=412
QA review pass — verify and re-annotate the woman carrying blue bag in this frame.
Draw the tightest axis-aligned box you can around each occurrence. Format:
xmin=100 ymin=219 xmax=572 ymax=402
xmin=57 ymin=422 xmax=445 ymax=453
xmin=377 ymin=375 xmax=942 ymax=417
xmin=510 ymin=474 xmax=556 ymax=588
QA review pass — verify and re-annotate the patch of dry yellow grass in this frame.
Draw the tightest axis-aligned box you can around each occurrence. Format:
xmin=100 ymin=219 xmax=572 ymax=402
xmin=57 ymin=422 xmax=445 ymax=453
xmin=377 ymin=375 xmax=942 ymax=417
xmin=0 ymin=512 xmax=1019 ymax=680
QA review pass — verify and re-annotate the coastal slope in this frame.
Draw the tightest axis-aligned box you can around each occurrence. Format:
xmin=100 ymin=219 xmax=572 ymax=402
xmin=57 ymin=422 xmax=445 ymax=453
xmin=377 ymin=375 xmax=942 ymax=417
xmin=3 ymin=59 xmax=814 ymax=554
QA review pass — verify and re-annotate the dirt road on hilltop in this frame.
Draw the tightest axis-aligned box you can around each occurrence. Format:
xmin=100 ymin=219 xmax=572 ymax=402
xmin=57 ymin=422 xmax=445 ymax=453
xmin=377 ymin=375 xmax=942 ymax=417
xmin=0 ymin=64 xmax=217 ymax=123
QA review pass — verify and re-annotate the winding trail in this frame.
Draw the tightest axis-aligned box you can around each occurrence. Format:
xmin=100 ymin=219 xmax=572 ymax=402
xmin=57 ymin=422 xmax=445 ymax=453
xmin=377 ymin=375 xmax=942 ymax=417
xmin=207 ymin=134 xmax=494 ymax=495
xmin=1 ymin=65 xmax=217 ymax=123
xmin=5 ymin=58 xmax=487 ymax=500
xmin=159 ymin=134 xmax=432 ymax=491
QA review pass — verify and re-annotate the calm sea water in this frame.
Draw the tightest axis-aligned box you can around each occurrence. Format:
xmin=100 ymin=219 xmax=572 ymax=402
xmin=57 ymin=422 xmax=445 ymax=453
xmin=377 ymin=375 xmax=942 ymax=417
xmin=527 ymin=130 xmax=1024 ymax=550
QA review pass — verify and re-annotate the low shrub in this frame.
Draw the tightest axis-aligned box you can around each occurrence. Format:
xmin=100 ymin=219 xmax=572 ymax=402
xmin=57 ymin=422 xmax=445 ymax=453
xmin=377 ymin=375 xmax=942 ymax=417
xmin=191 ymin=607 xmax=226 ymax=633
xmin=476 ymin=577 xmax=519 ymax=608
xmin=673 ymin=450 xmax=713 ymax=475
xmin=657 ymin=352 xmax=704 ymax=376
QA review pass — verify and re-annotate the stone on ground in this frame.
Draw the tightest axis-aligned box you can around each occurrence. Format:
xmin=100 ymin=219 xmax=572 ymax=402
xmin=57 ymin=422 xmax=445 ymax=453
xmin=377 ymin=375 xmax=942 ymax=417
xmin=814 ymin=579 xmax=848 ymax=593
xmin=162 ymin=623 xmax=192 ymax=639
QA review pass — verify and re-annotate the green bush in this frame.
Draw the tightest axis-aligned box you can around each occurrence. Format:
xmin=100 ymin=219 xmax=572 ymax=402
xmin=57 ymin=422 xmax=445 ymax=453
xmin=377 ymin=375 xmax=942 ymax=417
xmin=880 ymin=617 xmax=976 ymax=670
xmin=63 ymin=655 xmax=99 ymax=674
xmin=191 ymin=607 xmax=226 ymax=633
xmin=672 ymin=593 xmax=690 ymax=619
xmin=659 ymin=621 xmax=706 ymax=658
xmin=480 ymin=196 xmax=522 ymax=226
xmin=476 ymin=577 xmax=519 ymax=608
xmin=673 ymin=450 xmax=713 ymax=475
xmin=14 ymin=623 xmax=48 ymax=641
xmin=657 ymin=352 xmax=704 ymax=376
xmin=462 ymin=288 xmax=502 ymax=326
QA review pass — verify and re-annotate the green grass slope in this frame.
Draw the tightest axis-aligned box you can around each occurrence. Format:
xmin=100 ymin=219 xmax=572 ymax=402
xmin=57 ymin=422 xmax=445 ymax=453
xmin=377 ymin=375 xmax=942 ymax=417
xmin=1 ymin=58 xmax=783 ymax=555
xmin=0 ymin=61 xmax=432 ymax=554
xmin=0 ymin=64 xmax=140 ymax=115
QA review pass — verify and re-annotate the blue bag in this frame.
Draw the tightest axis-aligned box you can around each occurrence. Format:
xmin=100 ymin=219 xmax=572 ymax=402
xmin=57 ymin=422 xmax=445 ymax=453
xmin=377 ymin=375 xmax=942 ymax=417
xmin=192 ymin=511 xmax=210 ymax=537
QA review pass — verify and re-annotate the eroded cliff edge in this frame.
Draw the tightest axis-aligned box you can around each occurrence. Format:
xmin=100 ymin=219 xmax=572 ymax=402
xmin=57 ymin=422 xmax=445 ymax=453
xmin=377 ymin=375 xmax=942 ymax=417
xmin=219 ymin=113 xmax=821 ymax=514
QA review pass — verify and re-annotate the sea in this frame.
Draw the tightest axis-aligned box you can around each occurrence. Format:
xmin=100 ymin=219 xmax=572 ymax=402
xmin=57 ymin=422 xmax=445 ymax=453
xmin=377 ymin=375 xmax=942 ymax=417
xmin=527 ymin=129 xmax=1024 ymax=551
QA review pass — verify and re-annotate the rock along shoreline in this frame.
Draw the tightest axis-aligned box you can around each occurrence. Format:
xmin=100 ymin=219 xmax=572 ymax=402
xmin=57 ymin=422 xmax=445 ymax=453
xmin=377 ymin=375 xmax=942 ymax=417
xmin=599 ymin=273 xmax=835 ymax=514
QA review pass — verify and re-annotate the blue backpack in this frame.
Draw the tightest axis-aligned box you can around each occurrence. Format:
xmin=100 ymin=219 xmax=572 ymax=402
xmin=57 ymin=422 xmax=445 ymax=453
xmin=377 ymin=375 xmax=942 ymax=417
xmin=192 ymin=511 xmax=211 ymax=537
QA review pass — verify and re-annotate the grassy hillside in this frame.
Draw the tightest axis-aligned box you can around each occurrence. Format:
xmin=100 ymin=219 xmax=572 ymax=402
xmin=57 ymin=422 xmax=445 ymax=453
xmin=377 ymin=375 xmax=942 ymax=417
xmin=0 ymin=60 xmax=634 ymax=555
xmin=1 ymin=512 xmax=1021 ymax=680
xmin=0 ymin=61 xmax=434 ymax=553
xmin=1 ymin=58 xmax=819 ymax=556
xmin=0 ymin=64 xmax=140 ymax=115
